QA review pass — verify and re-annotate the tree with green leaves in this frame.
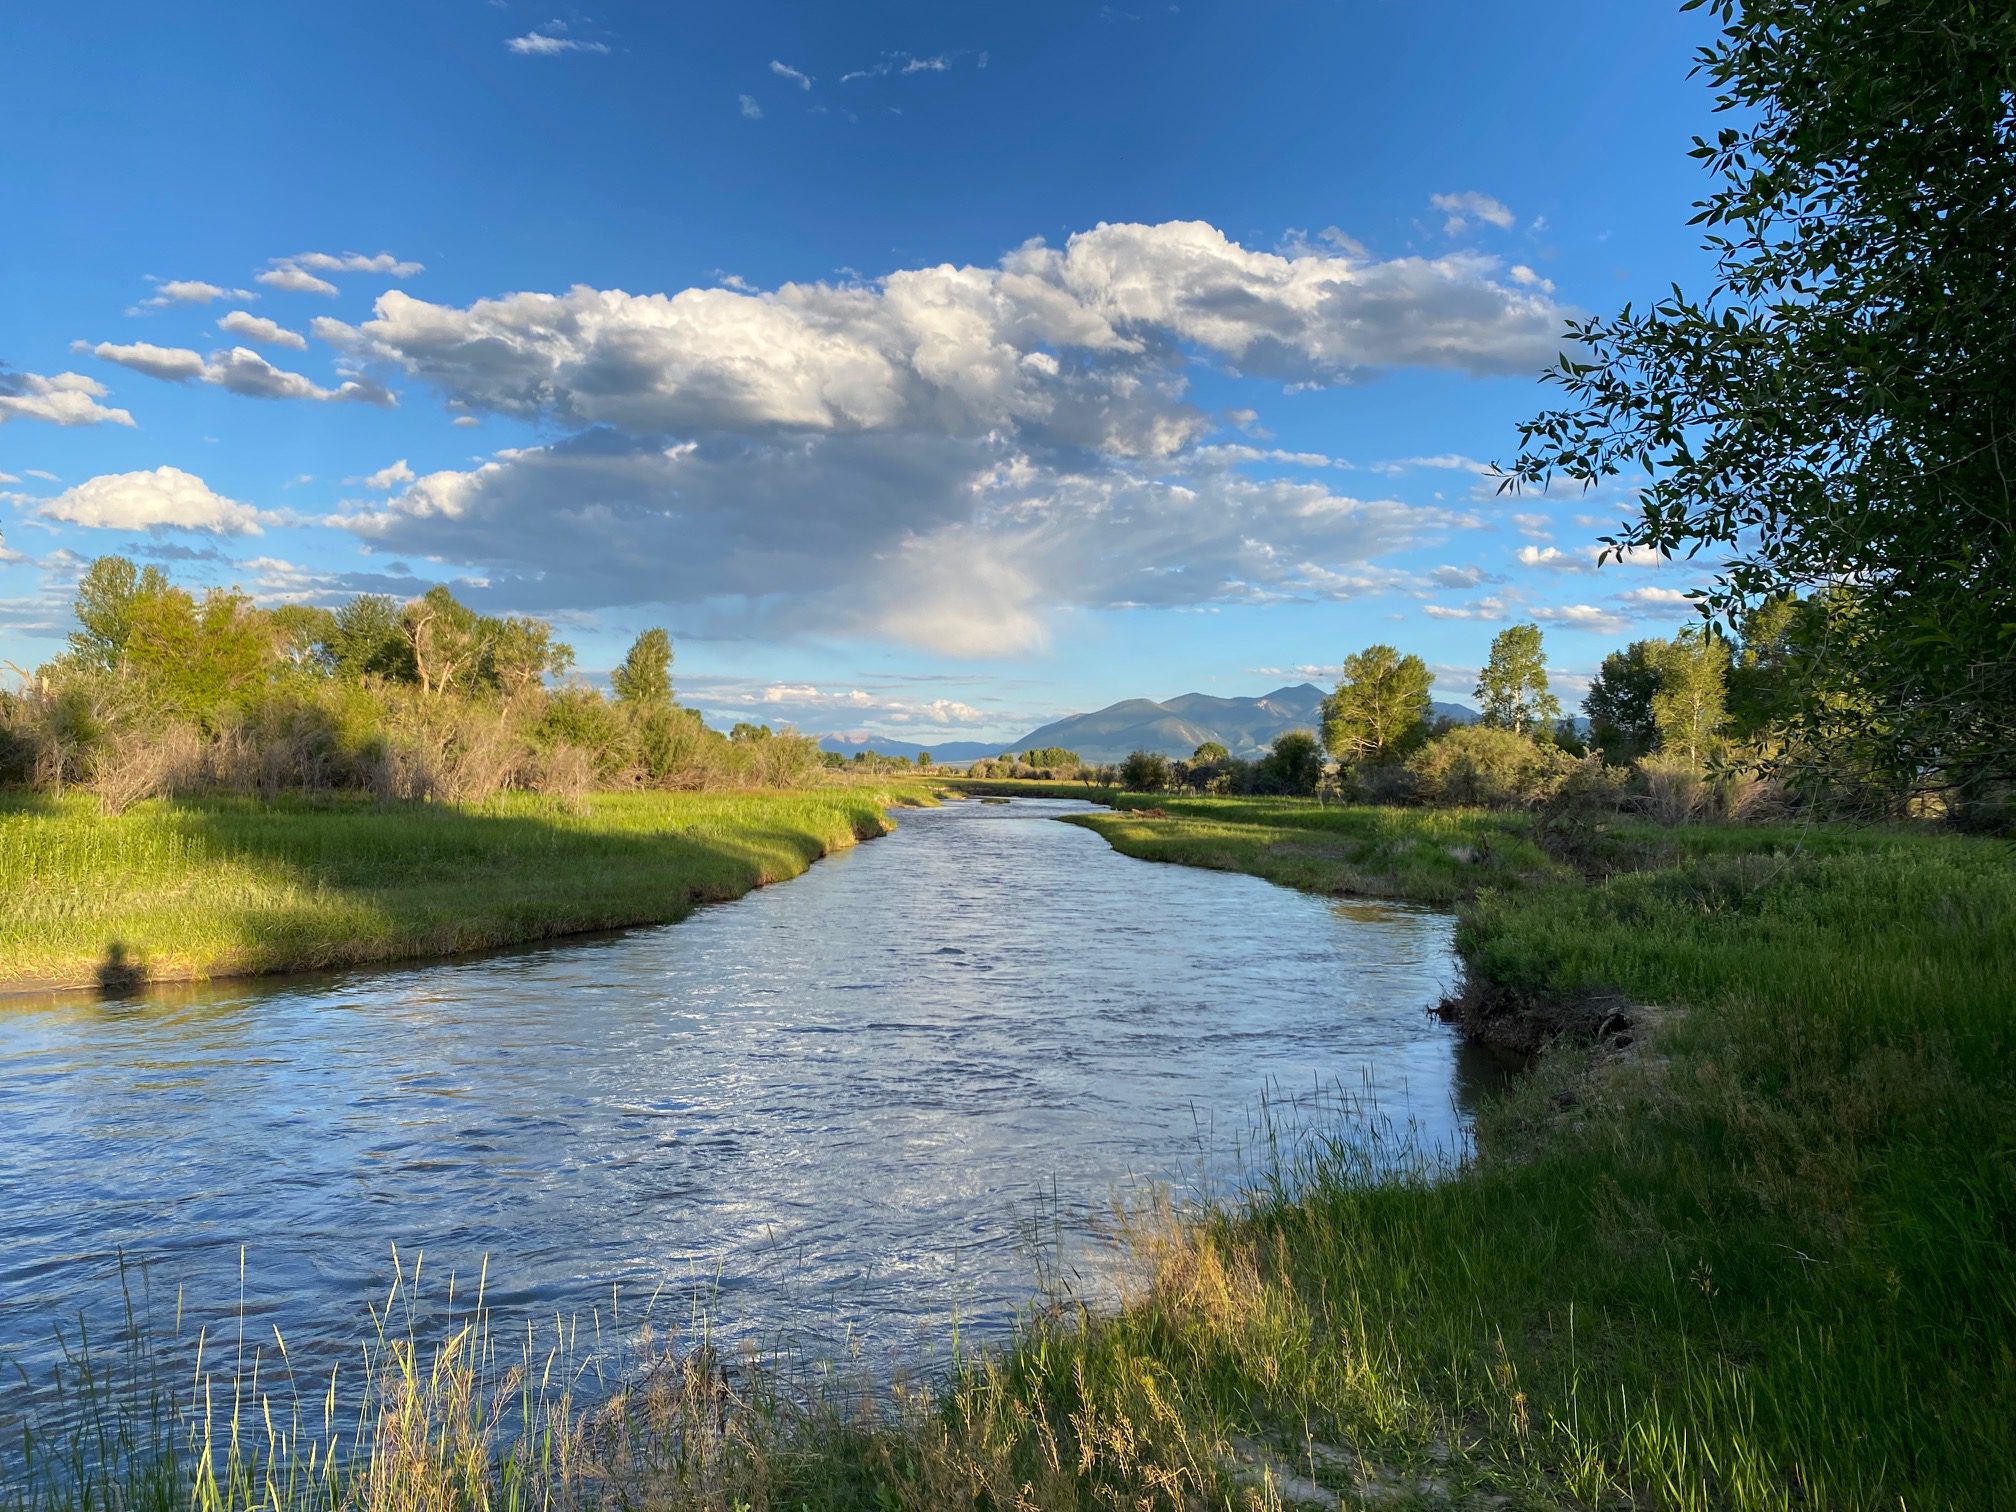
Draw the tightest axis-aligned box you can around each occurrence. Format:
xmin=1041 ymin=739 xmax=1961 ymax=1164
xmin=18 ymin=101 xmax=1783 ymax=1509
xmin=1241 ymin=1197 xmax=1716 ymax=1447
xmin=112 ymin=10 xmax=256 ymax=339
xmin=1259 ymin=729 xmax=1325 ymax=795
xmin=67 ymin=556 xmax=169 ymax=671
xmin=402 ymin=587 xmax=482 ymax=697
xmin=1507 ymin=0 xmax=2016 ymax=793
xmin=1119 ymin=749 xmax=1170 ymax=792
xmin=1192 ymin=741 xmax=1229 ymax=764
xmin=916 ymin=750 xmax=932 ymax=770
xmin=325 ymin=595 xmax=411 ymax=682
xmin=481 ymin=615 xmax=573 ymax=700
xmin=1584 ymin=640 xmax=1667 ymax=764
xmin=611 ymin=628 xmax=674 ymax=707
xmin=1652 ymin=628 xmax=1731 ymax=769
xmin=1475 ymin=624 xmax=1560 ymax=737
xmin=1322 ymin=644 xmax=1432 ymax=768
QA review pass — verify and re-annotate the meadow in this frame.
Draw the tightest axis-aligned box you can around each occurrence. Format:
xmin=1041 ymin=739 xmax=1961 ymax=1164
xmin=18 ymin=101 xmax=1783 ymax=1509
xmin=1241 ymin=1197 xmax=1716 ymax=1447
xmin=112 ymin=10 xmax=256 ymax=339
xmin=0 ymin=785 xmax=929 ymax=993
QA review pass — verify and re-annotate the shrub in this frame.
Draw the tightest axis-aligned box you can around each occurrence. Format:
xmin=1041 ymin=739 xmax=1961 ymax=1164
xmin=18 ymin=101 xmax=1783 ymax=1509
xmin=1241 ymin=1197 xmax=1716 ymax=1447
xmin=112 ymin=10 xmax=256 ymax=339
xmin=1405 ymin=725 xmax=1575 ymax=808
xmin=1119 ymin=749 xmax=1171 ymax=792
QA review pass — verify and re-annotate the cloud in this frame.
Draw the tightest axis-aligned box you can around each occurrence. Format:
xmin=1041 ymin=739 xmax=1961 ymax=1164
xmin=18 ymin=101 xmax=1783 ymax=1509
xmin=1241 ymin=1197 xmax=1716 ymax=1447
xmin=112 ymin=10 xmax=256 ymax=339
xmin=1371 ymin=453 xmax=1487 ymax=476
xmin=507 ymin=29 xmax=608 ymax=55
xmin=1619 ymin=585 xmax=1696 ymax=609
xmin=1509 ymin=264 xmax=1555 ymax=293
xmin=1531 ymin=602 xmax=1632 ymax=635
xmin=1430 ymin=191 xmax=1516 ymax=235
xmin=1429 ymin=564 xmax=1501 ymax=589
xmin=363 ymin=458 xmax=415 ymax=490
xmin=303 ymin=218 xmax=1564 ymax=649
xmin=256 ymin=265 xmax=340 ymax=296
xmin=288 ymin=251 xmax=424 ymax=277
xmin=738 ymin=93 xmax=763 ymax=119
xmin=769 ymin=59 xmax=812 ymax=89
xmin=841 ymin=52 xmax=954 ymax=81
xmin=0 ymin=368 xmax=136 ymax=427
xmin=217 ymin=311 xmax=308 ymax=350
xmin=90 ymin=341 xmax=397 ymax=405
xmin=1423 ymin=594 xmax=1514 ymax=622
xmin=1514 ymin=544 xmax=1590 ymax=572
xmin=129 ymin=278 xmax=257 ymax=312
xmin=38 ymin=466 xmax=266 ymax=534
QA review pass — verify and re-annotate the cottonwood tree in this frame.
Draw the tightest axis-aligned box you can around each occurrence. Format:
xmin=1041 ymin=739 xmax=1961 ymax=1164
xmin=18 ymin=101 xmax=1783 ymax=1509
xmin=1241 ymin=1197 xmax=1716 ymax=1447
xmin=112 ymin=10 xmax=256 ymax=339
xmin=402 ymin=587 xmax=482 ymax=697
xmin=1475 ymin=624 xmax=1560 ymax=737
xmin=611 ymin=628 xmax=674 ymax=707
xmin=483 ymin=615 xmax=573 ymax=700
xmin=67 ymin=557 xmax=169 ymax=671
xmin=1506 ymin=0 xmax=2016 ymax=794
xmin=1322 ymin=644 xmax=1431 ymax=767
xmin=1584 ymin=640 xmax=1667 ymax=763
xmin=1651 ymin=628 xmax=1731 ymax=768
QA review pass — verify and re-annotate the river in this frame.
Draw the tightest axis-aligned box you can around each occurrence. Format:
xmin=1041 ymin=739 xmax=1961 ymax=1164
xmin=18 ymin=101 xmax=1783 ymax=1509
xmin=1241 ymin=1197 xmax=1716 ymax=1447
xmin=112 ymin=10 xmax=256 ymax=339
xmin=0 ymin=797 xmax=1485 ymax=1390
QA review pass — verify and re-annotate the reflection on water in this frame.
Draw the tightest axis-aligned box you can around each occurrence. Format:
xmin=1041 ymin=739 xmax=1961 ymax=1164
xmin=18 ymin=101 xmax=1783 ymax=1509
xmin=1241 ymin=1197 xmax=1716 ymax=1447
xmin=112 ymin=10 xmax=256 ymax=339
xmin=0 ymin=797 xmax=1472 ymax=1381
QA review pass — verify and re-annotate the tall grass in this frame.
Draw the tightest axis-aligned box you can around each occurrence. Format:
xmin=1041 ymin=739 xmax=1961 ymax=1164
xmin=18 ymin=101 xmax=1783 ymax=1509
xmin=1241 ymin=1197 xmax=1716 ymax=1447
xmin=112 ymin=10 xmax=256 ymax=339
xmin=0 ymin=787 xmax=933 ymax=992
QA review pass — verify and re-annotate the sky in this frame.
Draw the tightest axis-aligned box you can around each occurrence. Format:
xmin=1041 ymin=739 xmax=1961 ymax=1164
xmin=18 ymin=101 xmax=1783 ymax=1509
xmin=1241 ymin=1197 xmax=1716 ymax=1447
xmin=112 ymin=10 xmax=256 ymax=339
xmin=0 ymin=0 xmax=1723 ymax=744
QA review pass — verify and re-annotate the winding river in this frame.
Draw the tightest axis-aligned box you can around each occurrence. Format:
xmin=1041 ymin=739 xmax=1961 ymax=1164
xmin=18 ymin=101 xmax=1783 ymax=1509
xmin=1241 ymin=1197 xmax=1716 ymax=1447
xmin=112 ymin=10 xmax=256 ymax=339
xmin=0 ymin=797 xmax=1485 ymax=1387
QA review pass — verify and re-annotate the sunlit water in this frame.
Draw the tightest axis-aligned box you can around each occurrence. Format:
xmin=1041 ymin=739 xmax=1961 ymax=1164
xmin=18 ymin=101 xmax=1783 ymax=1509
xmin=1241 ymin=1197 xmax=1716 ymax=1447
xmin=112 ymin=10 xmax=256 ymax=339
xmin=0 ymin=797 xmax=1485 ymax=1387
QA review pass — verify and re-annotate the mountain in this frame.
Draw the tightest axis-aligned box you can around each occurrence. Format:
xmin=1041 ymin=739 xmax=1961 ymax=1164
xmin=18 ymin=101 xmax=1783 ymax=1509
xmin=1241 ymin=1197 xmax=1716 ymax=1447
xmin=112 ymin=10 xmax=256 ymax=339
xmin=819 ymin=688 xmax=1487 ymax=768
xmin=817 ymin=734 xmax=1006 ymax=763
xmin=1007 ymin=683 xmax=1332 ymax=764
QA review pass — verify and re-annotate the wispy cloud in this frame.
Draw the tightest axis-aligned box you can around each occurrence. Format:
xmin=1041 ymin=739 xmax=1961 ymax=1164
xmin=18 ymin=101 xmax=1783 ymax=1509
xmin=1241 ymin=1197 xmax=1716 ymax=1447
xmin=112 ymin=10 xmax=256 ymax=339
xmin=841 ymin=51 xmax=960 ymax=82
xmin=1430 ymin=190 xmax=1516 ymax=235
xmin=507 ymin=27 xmax=609 ymax=56
xmin=769 ymin=59 xmax=812 ymax=90
xmin=738 ymin=93 xmax=763 ymax=119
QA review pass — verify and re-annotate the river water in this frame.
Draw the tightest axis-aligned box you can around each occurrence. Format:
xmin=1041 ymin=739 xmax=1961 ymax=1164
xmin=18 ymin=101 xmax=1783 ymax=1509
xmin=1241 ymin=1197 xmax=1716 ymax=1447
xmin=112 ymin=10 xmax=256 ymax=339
xmin=0 ymin=797 xmax=1482 ymax=1389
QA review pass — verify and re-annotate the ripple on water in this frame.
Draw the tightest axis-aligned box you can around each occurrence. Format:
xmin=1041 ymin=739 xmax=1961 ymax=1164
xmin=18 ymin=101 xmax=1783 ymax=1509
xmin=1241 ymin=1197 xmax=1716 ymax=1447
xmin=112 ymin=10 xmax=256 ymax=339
xmin=0 ymin=797 xmax=1470 ymax=1382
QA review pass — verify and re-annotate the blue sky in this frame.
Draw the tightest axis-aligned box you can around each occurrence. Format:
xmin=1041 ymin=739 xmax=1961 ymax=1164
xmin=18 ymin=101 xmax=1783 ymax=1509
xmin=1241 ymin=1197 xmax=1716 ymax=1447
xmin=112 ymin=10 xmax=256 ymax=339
xmin=1 ymin=0 xmax=1720 ymax=743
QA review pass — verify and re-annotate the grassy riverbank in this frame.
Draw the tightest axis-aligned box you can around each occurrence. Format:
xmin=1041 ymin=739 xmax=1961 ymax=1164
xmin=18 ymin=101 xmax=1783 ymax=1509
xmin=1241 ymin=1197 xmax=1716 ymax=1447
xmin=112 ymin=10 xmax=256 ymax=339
xmin=8 ymin=798 xmax=2013 ymax=1508
xmin=0 ymin=786 xmax=928 ymax=993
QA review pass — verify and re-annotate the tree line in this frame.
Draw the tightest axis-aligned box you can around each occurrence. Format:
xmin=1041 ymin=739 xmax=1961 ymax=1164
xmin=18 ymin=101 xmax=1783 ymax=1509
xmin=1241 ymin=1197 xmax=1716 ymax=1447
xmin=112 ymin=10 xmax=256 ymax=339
xmin=0 ymin=557 xmax=822 ymax=810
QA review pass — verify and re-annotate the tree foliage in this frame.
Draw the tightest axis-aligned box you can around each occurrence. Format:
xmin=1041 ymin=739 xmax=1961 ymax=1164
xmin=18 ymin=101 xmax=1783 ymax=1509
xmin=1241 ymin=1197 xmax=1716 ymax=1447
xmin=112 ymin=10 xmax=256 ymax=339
xmin=1651 ymin=628 xmax=1731 ymax=768
xmin=1475 ymin=624 xmax=1560 ymax=737
xmin=1119 ymin=749 xmax=1171 ymax=792
xmin=611 ymin=628 xmax=674 ymax=708
xmin=1507 ymin=0 xmax=2016 ymax=792
xmin=1584 ymin=640 xmax=1667 ymax=763
xmin=1322 ymin=644 xmax=1431 ymax=767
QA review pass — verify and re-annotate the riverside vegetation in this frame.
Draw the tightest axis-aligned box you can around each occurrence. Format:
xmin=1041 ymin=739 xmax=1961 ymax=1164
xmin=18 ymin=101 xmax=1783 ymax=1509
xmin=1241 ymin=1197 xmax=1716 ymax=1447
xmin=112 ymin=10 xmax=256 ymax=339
xmin=6 ymin=0 xmax=2015 ymax=1503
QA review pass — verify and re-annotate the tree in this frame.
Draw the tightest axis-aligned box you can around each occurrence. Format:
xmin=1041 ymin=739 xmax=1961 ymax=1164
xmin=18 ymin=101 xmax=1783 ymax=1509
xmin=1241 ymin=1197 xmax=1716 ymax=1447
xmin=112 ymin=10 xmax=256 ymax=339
xmin=1021 ymin=745 xmax=1081 ymax=770
xmin=1475 ymin=624 xmax=1560 ymax=736
xmin=1119 ymin=749 xmax=1170 ymax=792
xmin=326 ymin=595 xmax=411 ymax=682
xmin=1584 ymin=640 xmax=1666 ymax=763
xmin=124 ymin=587 xmax=275 ymax=724
xmin=1258 ymin=729 xmax=1325 ymax=795
xmin=1192 ymin=741 xmax=1229 ymax=764
xmin=67 ymin=556 xmax=169 ymax=671
xmin=916 ymin=751 xmax=932 ymax=770
xmin=481 ymin=615 xmax=573 ymax=699
xmin=1322 ymin=644 xmax=1432 ymax=767
xmin=1652 ymin=628 xmax=1731 ymax=769
xmin=402 ymin=587 xmax=481 ymax=697
xmin=1506 ymin=0 xmax=2016 ymax=793
xmin=611 ymin=628 xmax=673 ymax=707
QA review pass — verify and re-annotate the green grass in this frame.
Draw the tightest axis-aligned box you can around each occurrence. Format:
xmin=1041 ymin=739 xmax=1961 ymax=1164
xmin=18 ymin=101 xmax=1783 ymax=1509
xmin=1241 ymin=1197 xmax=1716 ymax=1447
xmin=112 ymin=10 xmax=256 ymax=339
xmin=1059 ymin=793 xmax=1563 ymax=904
xmin=0 ymin=786 xmax=932 ymax=992
xmin=7 ymin=794 xmax=2013 ymax=1508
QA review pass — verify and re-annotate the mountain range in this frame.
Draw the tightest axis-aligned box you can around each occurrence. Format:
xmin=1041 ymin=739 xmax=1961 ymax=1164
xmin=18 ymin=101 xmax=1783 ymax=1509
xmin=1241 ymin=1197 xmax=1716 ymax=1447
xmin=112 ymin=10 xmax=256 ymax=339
xmin=819 ymin=685 xmax=1481 ymax=765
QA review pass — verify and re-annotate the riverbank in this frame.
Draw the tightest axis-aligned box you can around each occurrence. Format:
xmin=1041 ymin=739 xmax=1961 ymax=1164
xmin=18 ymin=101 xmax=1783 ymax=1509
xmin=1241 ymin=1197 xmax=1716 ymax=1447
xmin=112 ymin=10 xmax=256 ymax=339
xmin=8 ymin=797 xmax=2013 ymax=1507
xmin=1036 ymin=797 xmax=2016 ymax=1506
xmin=0 ymin=786 xmax=929 ymax=993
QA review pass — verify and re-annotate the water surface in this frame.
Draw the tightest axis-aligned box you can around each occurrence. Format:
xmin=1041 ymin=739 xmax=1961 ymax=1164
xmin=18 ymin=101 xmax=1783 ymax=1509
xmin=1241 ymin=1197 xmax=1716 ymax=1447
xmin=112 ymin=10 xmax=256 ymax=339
xmin=0 ymin=798 xmax=1478 ymax=1380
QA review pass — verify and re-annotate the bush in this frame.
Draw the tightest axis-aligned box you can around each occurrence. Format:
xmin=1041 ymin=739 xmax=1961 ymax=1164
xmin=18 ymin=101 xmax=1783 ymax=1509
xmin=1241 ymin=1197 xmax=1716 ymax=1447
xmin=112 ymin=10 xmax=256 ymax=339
xmin=1119 ymin=749 xmax=1171 ymax=792
xmin=1405 ymin=725 xmax=1575 ymax=808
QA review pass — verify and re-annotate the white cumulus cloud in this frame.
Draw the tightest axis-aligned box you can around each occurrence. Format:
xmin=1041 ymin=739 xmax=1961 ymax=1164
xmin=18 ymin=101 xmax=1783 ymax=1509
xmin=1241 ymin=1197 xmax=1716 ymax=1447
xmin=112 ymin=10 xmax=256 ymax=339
xmin=217 ymin=311 xmax=308 ymax=350
xmin=39 ymin=466 xmax=266 ymax=534
xmin=0 ymin=369 xmax=136 ymax=427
